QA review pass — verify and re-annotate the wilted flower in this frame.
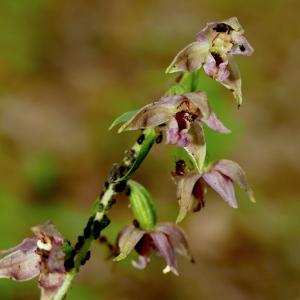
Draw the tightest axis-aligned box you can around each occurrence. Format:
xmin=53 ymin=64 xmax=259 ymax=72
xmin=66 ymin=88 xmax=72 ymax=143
xmin=0 ymin=222 xmax=66 ymax=300
xmin=176 ymin=159 xmax=255 ymax=222
xmin=166 ymin=17 xmax=254 ymax=106
xmin=114 ymin=222 xmax=193 ymax=275
xmin=118 ymin=92 xmax=230 ymax=171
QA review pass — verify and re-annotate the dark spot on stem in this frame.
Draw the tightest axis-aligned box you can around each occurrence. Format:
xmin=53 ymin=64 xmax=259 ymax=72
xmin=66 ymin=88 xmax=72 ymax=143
xmin=156 ymin=132 xmax=163 ymax=144
xmin=137 ymin=134 xmax=145 ymax=145
xmin=107 ymin=198 xmax=117 ymax=210
xmin=133 ymin=219 xmax=140 ymax=228
xmin=114 ymin=181 xmax=127 ymax=193
xmin=75 ymin=236 xmax=85 ymax=251
xmin=64 ymin=249 xmax=77 ymax=271
xmin=108 ymin=164 xmax=120 ymax=183
xmin=81 ymin=251 xmax=91 ymax=266
xmin=93 ymin=216 xmax=110 ymax=239
xmin=119 ymin=164 xmax=129 ymax=177
xmin=124 ymin=185 xmax=131 ymax=196
xmin=83 ymin=217 xmax=94 ymax=238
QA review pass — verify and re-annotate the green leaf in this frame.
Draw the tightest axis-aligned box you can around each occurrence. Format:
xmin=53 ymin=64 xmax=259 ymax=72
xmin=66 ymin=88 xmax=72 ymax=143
xmin=109 ymin=110 xmax=139 ymax=131
xmin=127 ymin=180 xmax=157 ymax=230
xmin=117 ymin=127 xmax=157 ymax=182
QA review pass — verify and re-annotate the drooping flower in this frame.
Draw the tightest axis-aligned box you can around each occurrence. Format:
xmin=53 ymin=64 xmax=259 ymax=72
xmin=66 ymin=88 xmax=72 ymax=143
xmin=175 ymin=159 xmax=255 ymax=223
xmin=0 ymin=222 xmax=66 ymax=300
xmin=114 ymin=222 xmax=193 ymax=275
xmin=118 ymin=92 xmax=230 ymax=171
xmin=166 ymin=17 xmax=254 ymax=106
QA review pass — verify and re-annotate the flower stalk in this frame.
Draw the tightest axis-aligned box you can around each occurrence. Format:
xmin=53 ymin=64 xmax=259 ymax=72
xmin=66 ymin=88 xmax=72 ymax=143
xmin=53 ymin=127 xmax=159 ymax=299
xmin=0 ymin=17 xmax=255 ymax=299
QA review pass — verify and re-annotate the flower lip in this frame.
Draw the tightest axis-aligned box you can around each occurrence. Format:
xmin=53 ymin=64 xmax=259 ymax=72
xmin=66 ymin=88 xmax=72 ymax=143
xmin=37 ymin=236 xmax=52 ymax=252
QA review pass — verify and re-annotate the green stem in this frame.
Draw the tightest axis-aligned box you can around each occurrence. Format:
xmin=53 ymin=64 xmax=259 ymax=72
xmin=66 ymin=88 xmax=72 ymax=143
xmin=54 ymin=127 xmax=158 ymax=300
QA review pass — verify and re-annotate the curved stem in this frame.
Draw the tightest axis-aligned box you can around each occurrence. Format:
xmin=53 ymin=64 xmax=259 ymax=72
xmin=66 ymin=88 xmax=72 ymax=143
xmin=54 ymin=127 xmax=158 ymax=300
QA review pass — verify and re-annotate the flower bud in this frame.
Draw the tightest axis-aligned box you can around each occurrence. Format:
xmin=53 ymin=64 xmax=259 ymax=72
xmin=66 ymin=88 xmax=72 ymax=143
xmin=127 ymin=180 xmax=157 ymax=231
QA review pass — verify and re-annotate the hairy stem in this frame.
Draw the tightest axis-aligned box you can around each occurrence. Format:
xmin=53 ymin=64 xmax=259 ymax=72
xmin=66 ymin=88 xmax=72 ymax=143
xmin=54 ymin=127 xmax=158 ymax=300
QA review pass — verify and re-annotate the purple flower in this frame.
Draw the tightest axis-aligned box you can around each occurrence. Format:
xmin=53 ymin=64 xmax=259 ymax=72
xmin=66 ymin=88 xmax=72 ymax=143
xmin=166 ymin=17 xmax=254 ymax=106
xmin=118 ymin=92 xmax=230 ymax=171
xmin=114 ymin=222 xmax=193 ymax=275
xmin=0 ymin=222 xmax=66 ymax=300
xmin=176 ymin=159 xmax=255 ymax=222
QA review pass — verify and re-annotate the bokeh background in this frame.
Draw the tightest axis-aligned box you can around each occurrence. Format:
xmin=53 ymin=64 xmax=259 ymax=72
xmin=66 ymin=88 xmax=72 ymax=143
xmin=0 ymin=0 xmax=300 ymax=299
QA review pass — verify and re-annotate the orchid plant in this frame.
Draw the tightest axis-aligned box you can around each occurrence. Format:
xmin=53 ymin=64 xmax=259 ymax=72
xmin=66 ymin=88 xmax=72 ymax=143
xmin=0 ymin=17 xmax=255 ymax=299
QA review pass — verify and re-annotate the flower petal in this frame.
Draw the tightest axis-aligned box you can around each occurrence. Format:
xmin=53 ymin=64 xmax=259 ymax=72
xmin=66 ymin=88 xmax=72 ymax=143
xmin=217 ymin=55 xmax=242 ymax=106
xmin=202 ymin=111 xmax=231 ymax=133
xmin=39 ymin=272 xmax=66 ymax=300
xmin=0 ymin=238 xmax=38 ymax=256
xmin=184 ymin=121 xmax=206 ymax=172
xmin=114 ymin=225 xmax=145 ymax=261
xmin=157 ymin=223 xmax=193 ymax=261
xmin=132 ymin=255 xmax=150 ymax=270
xmin=184 ymin=92 xmax=211 ymax=119
xmin=213 ymin=159 xmax=255 ymax=202
xmin=166 ymin=42 xmax=209 ymax=73
xmin=0 ymin=238 xmax=40 ymax=281
xmin=223 ymin=17 xmax=244 ymax=32
xmin=231 ymin=33 xmax=254 ymax=56
xmin=176 ymin=171 xmax=202 ymax=223
xmin=166 ymin=117 xmax=189 ymax=147
xmin=150 ymin=232 xmax=178 ymax=275
xmin=118 ymin=95 xmax=185 ymax=132
xmin=192 ymin=177 xmax=206 ymax=212
xmin=31 ymin=221 xmax=64 ymax=245
xmin=196 ymin=23 xmax=218 ymax=44
xmin=203 ymin=53 xmax=230 ymax=82
xmin=203 ymin=55 xmax=218 ymax=77
xmin=203 ymin=170 xmax=238 ymax=208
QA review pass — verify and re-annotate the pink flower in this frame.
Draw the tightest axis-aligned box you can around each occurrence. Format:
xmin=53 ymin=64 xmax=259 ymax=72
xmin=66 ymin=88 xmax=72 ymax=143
xmin=114 ymin=222 xmax=193 ymax=275
xmin=175 ymin=159 xmax=255 ymax=222
xmin=0 ymin=222 xmax=66 ymax=300
xmin=166 ymin=17 xmax=254 ymax=106
xmin=118 ymin=92 xmax=230 ymax=171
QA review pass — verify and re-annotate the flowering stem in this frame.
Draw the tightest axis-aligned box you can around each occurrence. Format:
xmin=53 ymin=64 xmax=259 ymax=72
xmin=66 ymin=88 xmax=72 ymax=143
xmin=54 ymin=127 xmax=159 ymax=300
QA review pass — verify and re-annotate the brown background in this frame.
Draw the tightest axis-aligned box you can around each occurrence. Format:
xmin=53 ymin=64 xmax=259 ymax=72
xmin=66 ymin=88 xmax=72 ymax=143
xmin=0 ymin=0 xmax=299 ymax=299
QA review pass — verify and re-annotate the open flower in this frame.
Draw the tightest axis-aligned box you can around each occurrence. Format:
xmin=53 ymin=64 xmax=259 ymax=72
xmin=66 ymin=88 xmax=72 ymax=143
xmin=166 ymin=17 xmax=254 ymax=106
xmin=0 ymin=222 xmax=66 ymax=300
xmin=176 ymin=159 xmax=255 ymax=222
xmin=114 ymin=222 xmax=193 ymax=275
xmin=118 ymin=92 xmax=230 ymax=171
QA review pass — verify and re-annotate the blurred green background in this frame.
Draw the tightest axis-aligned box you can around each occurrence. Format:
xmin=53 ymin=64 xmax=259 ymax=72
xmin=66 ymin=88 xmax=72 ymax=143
xmin=0 ymin=0 xmax=300 ymax=299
